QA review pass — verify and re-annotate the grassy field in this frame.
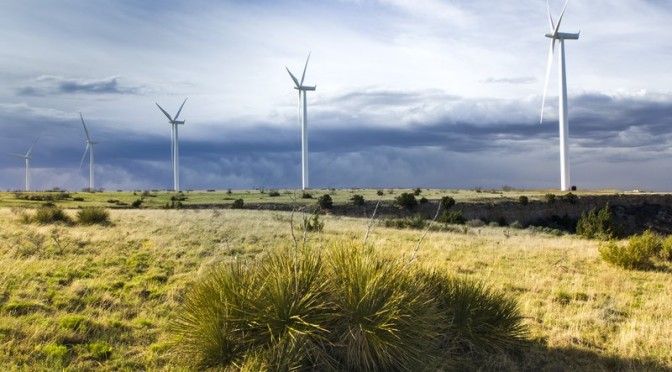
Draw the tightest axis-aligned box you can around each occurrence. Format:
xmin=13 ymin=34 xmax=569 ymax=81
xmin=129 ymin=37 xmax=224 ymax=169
xmin=0 ymin=206 xmax=671 ymax=370
xmin=0 ymin=188 xmax=635 ymax=209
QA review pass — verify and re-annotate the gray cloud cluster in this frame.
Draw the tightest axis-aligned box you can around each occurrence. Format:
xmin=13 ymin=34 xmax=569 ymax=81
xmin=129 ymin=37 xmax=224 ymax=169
xmin=17 ymin=76 xmax=140 ymax=96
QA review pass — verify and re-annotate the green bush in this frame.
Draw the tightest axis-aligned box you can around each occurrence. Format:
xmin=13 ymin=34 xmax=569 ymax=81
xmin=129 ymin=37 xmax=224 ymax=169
xmin=576 ymin=204 xmax=614 ymax=240
xmin=268 ymin=190 xmax=281 ymax=197
xmin=599 ymin=230 xmax=662 ymax=270
xmin=394 ymin=192 xmax=418 ymax=209
xmin=301 ymin=192 xmax=313 ymax=199
xmin=419 ymin=197 xmax=428 ymax=204
xmin=376 ymin=190 xmax=384 ymax=196
xmin=383 ymin=214 xmax=427 ymax=230
xmin=413 ymin=187 xmax=422 ymax=196
xmin=32 ymin=205 xmax=72 ymax=224
xmin=232 ymin=199 xmax=244 ymax=209
xmin=76 ymin=207 xmax=110 ymax=225
xmin=350 ymin=194 xmax=365 ymax=206
xmin=171 ymin=244 xmax=527 ymax=370
xmin=440 ymin=196 xmax=456 ymax=209
xmin=560 ymin=192 xmax=578 ymax=204
xmin=544 ymin=193 xmax=556 ymax=203
xmin=660 ymin=236 xmax=672 ymax=261
xmin=302 ymin=214 xmax=323 ymax=232
xmin=439 ymin=210 xmax=467 ymax=225
xmin=317 ymin=194 xmax=333 ymax=209
xmin=131 ymin=199 xmax=143 ymax=208
xmin=518 ymin=196 xmax=528 ymax=205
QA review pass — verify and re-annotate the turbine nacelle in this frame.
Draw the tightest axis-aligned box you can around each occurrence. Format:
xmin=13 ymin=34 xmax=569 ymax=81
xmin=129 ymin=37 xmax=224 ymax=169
xmin=294 ymin=85 xmax=316 ymax=91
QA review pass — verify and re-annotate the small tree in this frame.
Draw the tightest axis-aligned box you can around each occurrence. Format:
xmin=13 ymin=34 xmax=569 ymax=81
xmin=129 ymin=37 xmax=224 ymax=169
xmin=440 ymin=196 xmax=456 ymax=209
xmin=395 ymin=193 xmax=418 ymax=209
xmin=518 ymin=196 xmax=529 ymax=205
xmin=413 ymin=188 xmax=422 ymax=196
xmin=576 ymin=203 xmax=614 ymax=240
xmin=317 ymin=194 xmax=333 ymax=210
xmin=232 ymin=199 xmax=244 ymax=209
xmin=350 ymin=194 xmax=365 ymax=206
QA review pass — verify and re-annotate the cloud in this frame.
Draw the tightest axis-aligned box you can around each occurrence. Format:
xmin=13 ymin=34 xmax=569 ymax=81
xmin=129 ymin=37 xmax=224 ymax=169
xmin=17 ymin=76 xmax=141 ymax=96
xmin=483 ymin=77 xmax=537 ymax=84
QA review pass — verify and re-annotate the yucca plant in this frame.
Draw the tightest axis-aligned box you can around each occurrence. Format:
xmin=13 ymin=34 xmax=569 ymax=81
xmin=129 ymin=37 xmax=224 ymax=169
xmin=421 ymin=271 xmax=527 ymax=356
xmin=76 ymin=207 xmax=110 ymax=225
xmin=325 ymin=244 xmax=441 ymax=371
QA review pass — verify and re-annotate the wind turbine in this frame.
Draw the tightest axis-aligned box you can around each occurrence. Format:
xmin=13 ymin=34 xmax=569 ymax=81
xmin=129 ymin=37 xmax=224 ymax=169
xmin=540 ymin=0 xmax=580 ymax=191
xmin=286 ymin=53 xmax=316 ymax=190
xmin=79 ymin=113 xmax=98 ymax=192
xmin=11 ymin=138 xmax=39 ymax=191
xmin=156 ymin=98 xmax=187 ymax=192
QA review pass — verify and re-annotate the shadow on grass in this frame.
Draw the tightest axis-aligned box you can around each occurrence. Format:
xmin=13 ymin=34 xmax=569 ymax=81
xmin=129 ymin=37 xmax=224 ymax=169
xmin=467 ymin=340 xmax=671 ymax=372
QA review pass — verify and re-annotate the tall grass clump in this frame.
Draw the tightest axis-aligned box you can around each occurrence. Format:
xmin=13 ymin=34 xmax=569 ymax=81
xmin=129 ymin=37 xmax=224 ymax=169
xmin=31 ymin=205 xmax=72 ymax=224
xmin=76 ymin=207 xmax=110 ymax=225
xmin=171 ymin=243 xmax=527 ymax=370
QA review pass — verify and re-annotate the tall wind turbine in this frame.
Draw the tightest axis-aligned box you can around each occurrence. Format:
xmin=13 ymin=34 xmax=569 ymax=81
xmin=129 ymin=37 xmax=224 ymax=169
xmin=286 ymin=53 xmax=316 ymax=190
xmin=80 ymin=113 xmax=98 ymax=191
xmin=156 ymin=98 xmax=187 ymax=192
xmin=11 ymin=138 xmax=39 ymax=191
xmin=540 ymin=0 xmax=580 ymax=191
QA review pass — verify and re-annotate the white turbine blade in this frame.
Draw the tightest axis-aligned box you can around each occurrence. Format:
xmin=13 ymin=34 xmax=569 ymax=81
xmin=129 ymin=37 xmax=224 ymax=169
xmin=540 ymin=39 xmax=556 ymax=124
xmin=79 ymin=144 xmax=90 ymax=169
xmin=156 ymin=103 xmax=174 ymax=121
xmin=286 ymin=67 xmax=300 ymax=88
xmin=546 ymin=0 xmax=555 ymax=31
xmin=11 ymin=152 xmax=25 ymax=158
xmin=174 ymin=98 xmax=188 ymax=120
xmin=25 ymin=137 xmax=39 ymax=157
xmin=80 ymin=113 xmax=92 ymax=141
xmin=300 ymin=52 xmax=311 ymax=85
xmin=553 ymin=0 xmax=570 ymax=35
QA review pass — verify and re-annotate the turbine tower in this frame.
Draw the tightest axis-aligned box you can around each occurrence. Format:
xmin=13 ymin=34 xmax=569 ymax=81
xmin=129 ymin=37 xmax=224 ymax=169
xmin=540 ymin=0 xmax=580 ymax=191
xmin=11 ymin=138 xmax=38 ymax=191
xmin=156 ymin=98 xmax=187 ymax=192
xmin=79 ymin=113 xmax=98 ymax=192
xmin=286 ymin=53 xmax=316 ymax=190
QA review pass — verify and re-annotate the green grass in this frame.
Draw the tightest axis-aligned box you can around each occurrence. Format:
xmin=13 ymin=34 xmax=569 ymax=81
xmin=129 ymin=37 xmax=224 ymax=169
xmin=0 ymin=207 xmax=671 ymax=370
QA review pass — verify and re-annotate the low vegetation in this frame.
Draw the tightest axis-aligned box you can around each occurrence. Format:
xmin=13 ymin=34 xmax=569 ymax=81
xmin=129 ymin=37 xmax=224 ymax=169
xmin=172 ymin=243 xmax=525 ymax=370
xmin=576 ymin=203 xmax=615 ymax=240
xmin=600 ymin=230 xmax=672 ymax=270
xmin=76 ymin=207 xmax=111 ymax=225
xmin=0 ymin=205 xmax=670 ymax=370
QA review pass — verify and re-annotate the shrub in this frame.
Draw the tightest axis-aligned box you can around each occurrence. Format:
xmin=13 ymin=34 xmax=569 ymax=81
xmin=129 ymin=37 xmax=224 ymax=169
xmin=383 ymin=214 xmax=427 ymax=230
xmin=599 ymin=230 xmax=663 ymax=270
xmin=301 ymin=192 xmax=312 ymax=199
xmin=76 ymin=207 xmax=110 ymax=225
xmin=394 ymin=192 xmax=418 ymax=210
xmin=302 ymin=214 xmax=324 ymax=232
xmin=510 ymin=221 xmax=523 ymax=229
xmin=518 ymin=196 xmax=528 ymax=205
xmin=660 ymin=236 xmax=672 ymax=261
xmin=440 ymin=196 xmax=456 ymax=209
xmin=560 ymin=192 xmax=578 ymax=204
xmin=439 ymin=210 xmax=466 ymax=225
xmin=131 ymin=199 xmax=143 ymax=208
xmin=576 ymin=204 xmax=614 ymax=240
xmin=413 ymin=187 xmax=422 ymax=196
xmin=268 ymin=190 xmax=281 ymax=197
xmin=544 ymin=194 xmax=556 ymax=203
xmin=376 ymin=190 xmax=384 ymax=196
xmin=32 ymin=205 xmax=72 ymax=224
xmin=317 ymin=194 xmax=333 ymax=210
xmin=73 ymin=197 xmax=84 ymax=202
xmin=171 ymin=244 xmax=527 ymax=370
xmin=419 ymin=197 xmax=428 ymax=204
xmin=350 ymin=194 xmax=365 ymax=206
xmin=232 ymin=199 xmax=244 ymax=209
xmin=466 ymin=219 xmax=485 ymax=228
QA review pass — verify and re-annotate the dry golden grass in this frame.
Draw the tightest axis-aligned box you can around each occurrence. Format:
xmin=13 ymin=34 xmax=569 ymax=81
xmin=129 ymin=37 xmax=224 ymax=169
xmin=0 ymin=207 xmax=670 ymax=370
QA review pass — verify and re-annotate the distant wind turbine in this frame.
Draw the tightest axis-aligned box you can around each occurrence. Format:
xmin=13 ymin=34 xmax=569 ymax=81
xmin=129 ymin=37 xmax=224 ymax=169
xmin=79 ymin=113 xmax=99 ymax=192
xmin=11 ymin=138 xmax=39 ymax=191
xmin=286 ymin=53 xmax=316 ymax=190
xmin=540 ymin=0 xmax=580 ymax=191
xmin=156 ymin=98 xmax=187 ymax=192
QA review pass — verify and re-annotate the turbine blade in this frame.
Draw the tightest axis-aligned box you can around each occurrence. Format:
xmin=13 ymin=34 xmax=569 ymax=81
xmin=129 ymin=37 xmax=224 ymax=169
xmin=80 ymin=113 xmax=92 ymax=141
xmin=540 ymin=39 xmax=556 ymax=124
xmin=553 ymin=0 xmax=570 ymax=35
xmin=25 ymin=137 xmax=39 ymax=157
xmin=300 ymin=52 xmax=311 ymax=85
xmin=11 ymin=153 xmax=24 ymax=158
xmin=286 ymin=67 xmax=300 ymax=87
xmin=174 ymin=98 xmax=188 ymax=120
xmin=80 ymin=144 xmax=90 ymax=169
xmin=547 ymin=0 xmax=555 ymax=31
xmin=156 ymin=103 xmax=173 ymax=121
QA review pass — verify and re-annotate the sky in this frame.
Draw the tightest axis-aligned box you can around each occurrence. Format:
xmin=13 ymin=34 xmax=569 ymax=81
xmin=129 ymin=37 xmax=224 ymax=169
xmin=1 ymin=0 xmax=671 ymax=192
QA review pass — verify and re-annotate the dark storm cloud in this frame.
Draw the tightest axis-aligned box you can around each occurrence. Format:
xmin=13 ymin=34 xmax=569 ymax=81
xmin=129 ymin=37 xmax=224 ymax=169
xmin=1 ymin=91 xmax=671 ymax=191
xmin=17 ymin=76 xmax=140 ymax=96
